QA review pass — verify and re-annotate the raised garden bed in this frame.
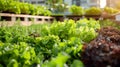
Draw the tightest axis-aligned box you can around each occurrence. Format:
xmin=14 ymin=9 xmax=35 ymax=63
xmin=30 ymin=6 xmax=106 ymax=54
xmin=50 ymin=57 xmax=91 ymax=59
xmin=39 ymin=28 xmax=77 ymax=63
xmin=51 ymin=14 xmax=116 ymax=21
xmin=51 ymin=15 xmax=83 ymax=21
xmin=0 ymin=13 xmax=54 ymax=26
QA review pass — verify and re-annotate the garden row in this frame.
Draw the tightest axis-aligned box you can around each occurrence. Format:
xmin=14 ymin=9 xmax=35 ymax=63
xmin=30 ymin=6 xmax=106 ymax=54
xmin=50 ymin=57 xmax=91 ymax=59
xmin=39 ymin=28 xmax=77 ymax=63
xmin=0 ymin=0 xmax=51 ymax=16
xmin=52 ymin=6 xmax=120 ymax=21
xmin=0 ymin=0 xmax=119 ymax=16
xmin=69 ymin=5 xmax=119 ymax=15
xmin=0 ymin=18 xmax=120 ymax=67
xmin=0 ymin=18 xmax=100 ymax=67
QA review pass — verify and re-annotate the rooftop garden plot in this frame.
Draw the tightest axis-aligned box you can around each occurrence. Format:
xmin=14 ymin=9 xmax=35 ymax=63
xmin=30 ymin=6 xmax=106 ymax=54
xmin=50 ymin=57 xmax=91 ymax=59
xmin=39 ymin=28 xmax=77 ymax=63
xmin=0 ymin=18 xmax=100 ymax=67
xmin=0 ymin=0 xmax=51 ymax=16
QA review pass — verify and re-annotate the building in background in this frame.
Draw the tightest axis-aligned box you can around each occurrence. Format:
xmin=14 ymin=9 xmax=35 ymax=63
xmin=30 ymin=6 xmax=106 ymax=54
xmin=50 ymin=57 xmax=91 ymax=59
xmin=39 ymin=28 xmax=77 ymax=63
xmin=100 ymin=0 xmax=106 ymax=8
xmin=64 ymin=0 xmax=100 ymax=8
xmin=20 ymin=0 xmax=107 ymax=8
xmin=87 ymin=0 xmax=100 ymax=7
xmin=20 ymin=0 xmax=46 ymax=6
xmin=106 ymin=0 xmax=118 ymax=7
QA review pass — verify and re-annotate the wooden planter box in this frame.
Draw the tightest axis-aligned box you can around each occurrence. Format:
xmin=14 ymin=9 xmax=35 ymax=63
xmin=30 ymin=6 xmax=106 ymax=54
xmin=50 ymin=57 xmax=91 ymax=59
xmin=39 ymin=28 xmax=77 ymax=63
xmin=52 ymin=14 xmax=103 ymax=21
xmin=0 ymin=13 xmax=54 ymax=26
xmin=101 ymin=12 xmax=120 ymax=20
xmin=84 ymin=15 xmax=101 ymax=20
xmin=51 ymin=15 xmax=83 ymax=21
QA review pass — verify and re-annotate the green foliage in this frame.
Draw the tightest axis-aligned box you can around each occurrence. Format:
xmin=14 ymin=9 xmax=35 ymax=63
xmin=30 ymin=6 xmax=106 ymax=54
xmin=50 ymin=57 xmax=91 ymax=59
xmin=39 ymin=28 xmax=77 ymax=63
xmin=41 ymin=20 xmax=77 ymax=41
xmin=7 ymin=1 xmax=21 ymax=14
xmin=70 ymin=60 xmax=84 ymax=67
xmin=47 ymin=0 xmax=63 ymax=4
xmin=7 ymin=59 xmax=18 ymax=67
xmin=53 ymin=3 xmax=68 ymax=13
xmin=0 ymin=0 xmax=5 ymax=12
xmin=47 ymin=0 xmax=68 ymax=14
xmin=100 ymin=19 xmax=120 ymax=29
xmin=0 ymin=28 xmax=12 ymax=42
xmin=0 ymin=0 xmax=20 ymax=14
xmin=69 ymin=6 xmax=119 ymax=15
xmin=0 ymin=19 xmax=101 ymax=67
xmin=42 ymin=53 xmax=70 ymax=67
xmin=0 ymin=0 xmax=51 ymax=16
xmin=76 ymin=18 xmax=100 ymax=29
xmin=19 ymin=3 xmax=30 ymax=14
xmin=77 ymin=26 xmax=97 ymax=42
xmin=103 ymin=7 xmax=119 ymax=14
xmin=50 ymin=20 xmax=76 ymax=40
xmin=0 ymin=26 xmax=31 ymax=43
xmin=34 ymin=35 xmax=60 ymax=58
xmin=69 ymin=5 xmax=84 ymax=15
xmin=85 ymin=7 xmax=102 ymax=15
xmin=41 ymin=19 xmax=99 ymax=43
xmin=58 ymin=37 xmax=83 ymax=58
xmin=76 ymin=18 xmax=100 ymax=42
xmin=0 ymin=42 xmax=37 ymax=67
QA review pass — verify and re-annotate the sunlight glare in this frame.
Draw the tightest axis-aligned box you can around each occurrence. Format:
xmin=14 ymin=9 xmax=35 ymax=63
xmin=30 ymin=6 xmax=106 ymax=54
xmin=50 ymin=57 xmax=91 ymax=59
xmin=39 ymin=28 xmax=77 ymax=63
xmin=100 ymin=0 xmax=106 ymax=8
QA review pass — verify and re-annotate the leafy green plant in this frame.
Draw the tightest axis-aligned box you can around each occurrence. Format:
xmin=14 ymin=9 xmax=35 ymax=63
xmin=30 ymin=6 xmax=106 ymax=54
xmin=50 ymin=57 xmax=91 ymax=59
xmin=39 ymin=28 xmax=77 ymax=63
xmin=103 ymin=7 xmax=119 ymax=15
xmin=0 ymin=19 xmax=101 ymax=67
xmin=8 ymin=2 xmax=21 ymax=14
xmin=85 ymin=7 xmax=102 ymax=15
xmin=53 ymin=3 xmax=68 ymax=13
xmin=47 ymin=0 xmax=66 ymax=14
xmin=69 ymin=5 xmax=84 ymax=15
xmin=34 ymin=35 xmax=60 ymax=57
xmin=19 ymin=3 xmax=30 ymax=14
xmin=58 ymin=37 xmax=83 ymax=58
xmin=0 ymin=0 xmax=20 ymax=14
xmin=41 ymin=20 xmax=76 ymax=41
xmin=0 ymin=0 xmax=51 ymax=16
xmin=28 ymin=4 xmax=36 ymax=15
xmin=41 ymin=19 xmax=99 ymax=43
xmin=42 ymin=53 xmax=70 ymax=67
xmin=0 ymin=0 xmax=7 ymax=12
xmin=76 ymin=18 xmax=100 ymax=42
xmin=0 ymin=42 xmax=37 ymax=67
xmin=100 ymin=19 xmax=120 ymax=29
xmin=70 ymin=60 xmax=84 ymax=67
xmin=76 ymin=18 xmax=100 ymax=29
